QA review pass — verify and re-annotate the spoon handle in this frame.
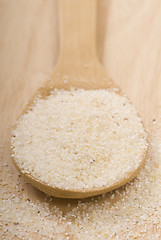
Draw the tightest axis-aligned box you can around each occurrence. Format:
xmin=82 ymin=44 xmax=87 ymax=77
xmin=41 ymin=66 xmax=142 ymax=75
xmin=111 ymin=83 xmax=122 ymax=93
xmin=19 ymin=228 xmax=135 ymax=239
xmin=58 ymin=0 xmax=97 ymax=66
xmin=50 ymin=0 xmax=114 ymax=90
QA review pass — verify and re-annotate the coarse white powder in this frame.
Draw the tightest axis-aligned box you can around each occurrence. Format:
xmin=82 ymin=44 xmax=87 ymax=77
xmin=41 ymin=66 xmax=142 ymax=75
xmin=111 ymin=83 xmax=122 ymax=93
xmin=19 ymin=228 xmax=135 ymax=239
xmin=11 ymin=89 xmax=147 ymax=191
xmin=1 ymin=132 xmax=161 ymax=239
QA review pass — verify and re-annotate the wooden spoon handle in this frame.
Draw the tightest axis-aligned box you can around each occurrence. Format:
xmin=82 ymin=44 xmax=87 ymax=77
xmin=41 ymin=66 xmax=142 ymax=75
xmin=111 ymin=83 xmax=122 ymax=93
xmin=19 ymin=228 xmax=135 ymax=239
xmin=51 ymin=0 xmax=114 ymax=90
xmin=58 ymin=0 xmax=97 ymax=65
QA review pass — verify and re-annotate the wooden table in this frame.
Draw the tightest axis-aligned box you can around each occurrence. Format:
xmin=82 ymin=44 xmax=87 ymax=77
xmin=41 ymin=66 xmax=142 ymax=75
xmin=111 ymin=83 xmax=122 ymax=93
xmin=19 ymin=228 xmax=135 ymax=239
xmin=1 ymin=0 xmax=161 ymax=239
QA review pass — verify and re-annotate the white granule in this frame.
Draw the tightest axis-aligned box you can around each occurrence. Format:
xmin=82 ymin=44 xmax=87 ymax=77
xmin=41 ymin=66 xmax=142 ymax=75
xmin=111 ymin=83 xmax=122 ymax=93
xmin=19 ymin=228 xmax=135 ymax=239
xmin=1 ymin=133 xmax=161 ymax=239
xmin=11 ymin=89 xmax=147 ymax=191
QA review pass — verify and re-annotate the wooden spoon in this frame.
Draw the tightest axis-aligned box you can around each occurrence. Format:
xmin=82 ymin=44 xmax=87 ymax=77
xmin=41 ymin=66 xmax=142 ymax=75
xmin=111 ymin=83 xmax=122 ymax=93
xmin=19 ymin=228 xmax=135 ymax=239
xmin=11 ymin=0 xmax=148 ymax=199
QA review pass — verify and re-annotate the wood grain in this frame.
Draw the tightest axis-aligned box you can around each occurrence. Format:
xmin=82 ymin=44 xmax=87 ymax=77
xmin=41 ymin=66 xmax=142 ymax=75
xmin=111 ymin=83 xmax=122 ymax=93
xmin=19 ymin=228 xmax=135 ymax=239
xmin=1 ymin=0 xmax=161 ymax=238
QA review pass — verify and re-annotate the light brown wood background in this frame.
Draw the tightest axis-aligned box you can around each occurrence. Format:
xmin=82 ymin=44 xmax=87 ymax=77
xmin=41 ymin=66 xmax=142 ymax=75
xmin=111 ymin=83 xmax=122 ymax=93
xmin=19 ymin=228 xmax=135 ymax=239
xmin=1 ymin=0 xmax=161 ymax=238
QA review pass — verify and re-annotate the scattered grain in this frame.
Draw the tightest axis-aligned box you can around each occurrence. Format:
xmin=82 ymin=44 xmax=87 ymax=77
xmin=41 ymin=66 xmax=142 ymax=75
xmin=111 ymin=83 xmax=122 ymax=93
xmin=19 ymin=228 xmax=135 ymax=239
xmin=2 ymin=91 xmax=161 ymax=239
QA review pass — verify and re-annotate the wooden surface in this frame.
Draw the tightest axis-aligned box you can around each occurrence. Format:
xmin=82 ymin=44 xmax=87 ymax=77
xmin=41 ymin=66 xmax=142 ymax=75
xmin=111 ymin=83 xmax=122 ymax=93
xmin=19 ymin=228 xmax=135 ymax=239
xmin=1 ymin=0 xmax=161 ymax=238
